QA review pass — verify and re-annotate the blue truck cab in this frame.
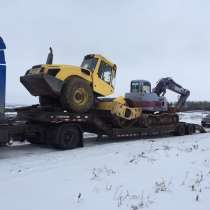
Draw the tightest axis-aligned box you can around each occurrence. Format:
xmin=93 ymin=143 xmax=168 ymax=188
xmin=0 ymin=37 xmax=6 ymax=117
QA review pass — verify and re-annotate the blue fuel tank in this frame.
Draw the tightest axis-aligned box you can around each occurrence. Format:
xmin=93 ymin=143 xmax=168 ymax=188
xmin=0 ymin=37 xmax=6 ymax=116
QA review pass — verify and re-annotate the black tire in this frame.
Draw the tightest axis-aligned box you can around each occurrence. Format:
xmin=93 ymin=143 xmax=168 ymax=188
xmin=60 ymin=77 xmax=94 ymax=113
xmin=174 ymin=124 xmax=185 ymax=136
xmin=39 ymin=96 xmax=60 ymax=107
xmin=53 ymin=124 xmax=82 ymax=150
xmin=185 ymin=124 xmax=194 ymax=135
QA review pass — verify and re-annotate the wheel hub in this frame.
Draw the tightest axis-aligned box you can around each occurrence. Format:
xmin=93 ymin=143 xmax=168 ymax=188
xmin=73 ymin=88 xmax=88 ymax=105
xmin=64 ymin=131 xmax=73 ymax=145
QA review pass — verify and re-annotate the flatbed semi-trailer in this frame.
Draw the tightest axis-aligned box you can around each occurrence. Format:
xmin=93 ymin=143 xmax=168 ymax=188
xmin=0 ymin=105 xmax=206 ymax=150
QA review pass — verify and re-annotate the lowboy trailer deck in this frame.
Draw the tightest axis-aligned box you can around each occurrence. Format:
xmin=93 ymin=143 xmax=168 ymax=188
xmin=0 ymin=105 xmax=206 ymax=150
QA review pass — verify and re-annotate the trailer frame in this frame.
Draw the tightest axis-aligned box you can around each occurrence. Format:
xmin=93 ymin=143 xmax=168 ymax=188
xmin=0 ymin=105 xmax=206 ymax=150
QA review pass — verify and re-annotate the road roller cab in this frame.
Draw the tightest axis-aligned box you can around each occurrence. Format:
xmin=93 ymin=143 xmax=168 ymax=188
xmin=20 ymin=49 xmax=117 ymax=113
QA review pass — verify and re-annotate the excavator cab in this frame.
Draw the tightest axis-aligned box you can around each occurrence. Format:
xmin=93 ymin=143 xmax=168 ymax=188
xmin=125 ymin=80 xmax=168 ymax=112
xmin=130 ymin=80 xmax=151 ymax=95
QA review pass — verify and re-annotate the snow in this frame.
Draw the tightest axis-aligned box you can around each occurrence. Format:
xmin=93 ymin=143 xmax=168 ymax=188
xmin=1 ymin=112 xmax=210 ymax=210
xmin=179 ymin=111 xmax=209 ymax=125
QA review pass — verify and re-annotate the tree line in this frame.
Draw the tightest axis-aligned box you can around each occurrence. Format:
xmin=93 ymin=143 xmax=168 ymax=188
xmin=170 ymin=101 xmax=210 ymax=111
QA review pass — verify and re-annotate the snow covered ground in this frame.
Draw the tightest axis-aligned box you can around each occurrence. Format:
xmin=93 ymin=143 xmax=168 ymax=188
xmin=0 ymin=111 xmax=210 ymax=210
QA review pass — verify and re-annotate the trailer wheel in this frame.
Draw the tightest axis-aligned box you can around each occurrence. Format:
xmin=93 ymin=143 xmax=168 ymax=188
xmin=53 ymin=124 xmax=82 ymax=150
xmin=185 ymin=124 xmax=194 ymax=135
xmin=60 ymin=77 xmax=94 ymax=113
xmin=174 ymin=124 xmax=185 ymax=136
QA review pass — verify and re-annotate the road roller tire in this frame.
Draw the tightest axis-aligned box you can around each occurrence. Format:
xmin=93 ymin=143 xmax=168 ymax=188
xmin=185 ymin=124 xmax=194 ymax=135
xmin=60 ymin=77 xmax=94 ymax=113
xmin=174 ymin=123 xmax=186 ymax=136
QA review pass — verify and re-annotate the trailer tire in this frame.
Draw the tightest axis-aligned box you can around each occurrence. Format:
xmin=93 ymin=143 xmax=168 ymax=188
xmin=174 ymin=124 xmax=185 ymax=136
xmin=185 ymin=124 xmax=194 ymax=135
xmin=53 ymin=124 xmax=82 ymax=150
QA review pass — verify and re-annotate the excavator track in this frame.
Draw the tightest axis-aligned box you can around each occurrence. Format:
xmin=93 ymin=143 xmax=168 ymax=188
xmin=138 ymin=113 xmax=179 ymax=128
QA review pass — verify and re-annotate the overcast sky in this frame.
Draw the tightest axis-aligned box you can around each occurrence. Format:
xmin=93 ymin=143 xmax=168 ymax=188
xmin=1 ymin=0 xmax=210 ymax=104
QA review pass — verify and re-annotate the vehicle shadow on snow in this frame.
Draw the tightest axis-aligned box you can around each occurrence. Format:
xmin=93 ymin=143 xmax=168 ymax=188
xmin=0 ymin=143 xmax=56 ymax=160
xmin=0 ymin=133 xmax=197 ymax=160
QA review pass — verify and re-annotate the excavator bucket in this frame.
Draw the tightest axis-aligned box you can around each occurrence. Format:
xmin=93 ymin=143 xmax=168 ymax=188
xmin=0 ymin=37 xmax=6 ymax=117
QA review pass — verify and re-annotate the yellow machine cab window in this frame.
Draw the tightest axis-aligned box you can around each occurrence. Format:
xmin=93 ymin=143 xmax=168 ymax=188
xmin=98 ymin=61 xmax=113 ymax=85
xmin=81 ymin=55 xmax=98 ymax=71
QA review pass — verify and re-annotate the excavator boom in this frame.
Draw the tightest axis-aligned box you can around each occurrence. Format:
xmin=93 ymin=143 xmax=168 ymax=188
xmin=153 ymin=77 xmax=190 ymax=112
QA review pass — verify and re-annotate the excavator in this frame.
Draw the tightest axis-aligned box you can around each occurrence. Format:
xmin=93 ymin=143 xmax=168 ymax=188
xmin=20 ymin=48 xmax=190 ymax=128
xmin=125 ymin=78 xmax=190 ymax=127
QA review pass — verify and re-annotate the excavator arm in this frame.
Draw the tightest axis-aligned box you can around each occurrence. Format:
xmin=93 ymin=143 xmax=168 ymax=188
xmin=153 ymin=77 xmax=190 ymax=112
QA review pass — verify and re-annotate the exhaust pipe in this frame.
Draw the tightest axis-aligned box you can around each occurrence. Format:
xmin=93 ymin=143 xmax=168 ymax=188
xmin=0 ymin=37 xmax=6 ymax=118
xmin=46 ymin=47 xmax=53 ymax=64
